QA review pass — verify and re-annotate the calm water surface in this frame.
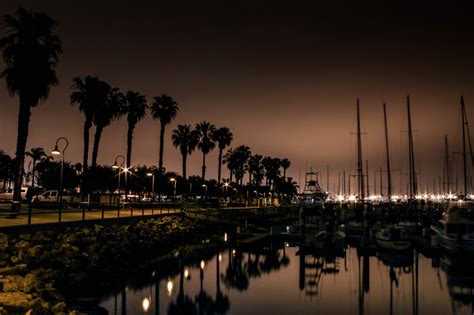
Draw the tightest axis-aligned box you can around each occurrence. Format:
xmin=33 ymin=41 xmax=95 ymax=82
xmin=100 ymin=245 xmax=474 ymax=315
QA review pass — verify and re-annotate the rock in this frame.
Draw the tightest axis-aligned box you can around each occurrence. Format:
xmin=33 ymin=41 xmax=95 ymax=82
xmin=23 ymin=273 xmax=39 ymax=293
xmin=52 ymin=302 xmax=66 ymax=313
xmin=19 ymin=233 xmax=32 ymax=241
xmin=15 ymin=240 xmax=31 ymax=250
xmin=0 ymin=264 xmax=27 ymax=276
xmin=27 ymin=245 xmax=44 ymax=259
xmin=26 ymin=298 xmax=53 ymax=315
xmin=0 ymin=291 xmax=32 ymax=313
xmin=0 ymin=307 xmax=7 ymax=315
xmin=2 ymin=274 xmax=24 ymax=292
xmin=0 ymin=252 xmax=9 ymax=261
xmin=0 ymin=234 xmax=8 ymax=245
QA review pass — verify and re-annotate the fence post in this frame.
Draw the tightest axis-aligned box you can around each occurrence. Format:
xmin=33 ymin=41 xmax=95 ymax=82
xmin=130 ymin=205 xmax=133 ymax=217
xmin=117 ymin=204 xmax=120 ymax=218
xmin=28 ymin=202 xmax=32 ymax=225
xmin=142 ymin=207 xmax=145 ymax=216
xmin=151 ymin=205 xmax=154 ymax=215
xmin=101 ymin=204 xmax=105 ymax=219
xmin=82 ymin=203 xmax=86 ymax=221
xmin=58 ymin=203 xmax=62 ymax=223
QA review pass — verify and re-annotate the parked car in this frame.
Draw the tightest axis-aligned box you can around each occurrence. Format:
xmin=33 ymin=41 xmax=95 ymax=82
xmin=0 ymin=187 xmax=30 ymax=202
xmin=33 ymin=190 xmax=79 ymax=203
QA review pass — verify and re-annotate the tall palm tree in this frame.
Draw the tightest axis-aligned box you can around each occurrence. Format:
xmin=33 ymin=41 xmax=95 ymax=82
xmin=25 ymin=147 xmax=47 ymax=187
xmin=248 ymin=154 xmax=264 ymax=186
xmin=234 ymin=145 xmax=251 ymax=185
xmin=280 ymin=158 xmax=291 ymax=180
xmin=91 ymin=86 xmax=124 ymax=168
xmin=196 ymin=121 xmax=216 ymax=181
xmin=71 ymin=76 xmax=102 ymax=175
xmin=212 ymin=127 xmax=233 ymax=185
xmin=123 ymin=91 xmax=147 ymax=168
xmin=151 ymin=94 xmax=179 ymax=173
xmin=171 ymin=124 xmax=199 ymax=180
xmin=0 ymin=8 xmax=61 ymax=211
xmin=223 ymin=148 xmax=236 ymax=183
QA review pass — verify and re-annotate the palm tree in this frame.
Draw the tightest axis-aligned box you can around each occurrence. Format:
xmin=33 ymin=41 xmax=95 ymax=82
xmin=0 ymin=8 xmax=62 ymax=211
xmin=233 ymin=145 xmax=251 ymax=185
xmin=212 ymin=127 xmax=233 ymax=185
xmin=123 ymin=91 xmax=147 ymax=168
xmin=151 ymin=94 xmax=179 ymax=173
xmin=25 ymin=147 xmax=48 ymax=187
xmin=248 ymin=154 xmax=264 ymax=185
xmin=171 ymin=124 xmax=199 ymax=180
xmin=223 ymin=148 xmax=236 ymax=183
xmin=280 ymin=158 xmax=291 ymax=179
xmin=196 ymin=121 xmax=216 ymax=181
xmin=91 ymin=86 xmax=124 ymax=168
xmin=71 ymin=76 xmax=102 ymax=174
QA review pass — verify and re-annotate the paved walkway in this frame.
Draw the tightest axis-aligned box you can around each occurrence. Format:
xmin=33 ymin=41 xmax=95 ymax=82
xmin=0 ymin=206 xmax=180 ymax=227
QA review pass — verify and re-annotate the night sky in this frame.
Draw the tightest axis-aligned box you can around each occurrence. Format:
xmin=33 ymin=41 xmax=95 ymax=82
xmin=1 ymin=0 xmax=474 ymax=194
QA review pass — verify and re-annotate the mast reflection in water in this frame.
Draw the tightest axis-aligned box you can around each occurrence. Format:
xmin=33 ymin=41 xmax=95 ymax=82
xmin=100 ymin=245 xmax=474 ymax=315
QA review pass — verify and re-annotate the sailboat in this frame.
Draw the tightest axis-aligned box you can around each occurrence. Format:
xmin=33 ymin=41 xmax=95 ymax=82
xmin=432 ymin=96 xmax=474 ymax=253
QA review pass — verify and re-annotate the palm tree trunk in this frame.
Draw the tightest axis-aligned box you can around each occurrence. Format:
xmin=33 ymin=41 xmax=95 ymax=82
xmin=126 ymin=122 xmax=134 ymax=168
xmin=31 ymin=160 xmax=36 ymax=188
xmin=91 ymin=125 xmax=104 ymax=169
xmin=12 ymin=94 xmax=32 ymax=212
xmin=202 ymin=152 xmax=206 ymax=181
xmin=81 ymin=119 xmax=92 ymax=200
xmin=218 ymin=148 xmax=223 ymax=184
xmin=182 ymin=152 xmax=187 ymax=181
xmin=159 ymin=123 xmax=165 ymax=172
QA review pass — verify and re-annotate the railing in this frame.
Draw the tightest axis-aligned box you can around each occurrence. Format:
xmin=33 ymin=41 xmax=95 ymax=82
xmin=0 ymin=201 xmax=181 ymax=227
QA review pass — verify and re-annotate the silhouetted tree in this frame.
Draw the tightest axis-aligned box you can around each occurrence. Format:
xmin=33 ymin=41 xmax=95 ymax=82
xmin=152 ymin=94 xmax=179 ymax=173
xmin=212 ymin=127 xmax=233 ymax=185
xmin=172 ymin=124 xmax=199 ymax=181
xmin=71 ymin=76 xmax=104 ymax=186
xmin=0 ymin=8 xmax=62 ymax=211
xmin=196 ymin=121 xmax=216 ymax=181
xmin=233 ymin=146 xmax=251 ymax=185
xmin=0 ymin=151 xmax=14 ymax=189
xmin=36 ymin=160 xmax=80 ymax=191
xmin=248 ymin=154 xmax=264 ymax=186
xmin=280 ymin=158 xmax=291 ymax=180
xmin=91 ymin=86 xmax=124 ymax=168
xmin=25 ymin=147 xmax=48 ymax=187
xmin=122 ymin=91 xmax=147 ymax=168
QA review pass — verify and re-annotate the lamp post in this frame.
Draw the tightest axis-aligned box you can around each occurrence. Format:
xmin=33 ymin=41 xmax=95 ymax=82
xmin=202 ymin=184 xmax=207 ymax=199
xmin=147 ymin=172 xmax=155 ymax=196
xmin=112 ymin=155 xmax=125 ymax=194
xmin=51 ymin=137 xmax=69 ymax=203
xmin=170 ymin=178 xmax=176 ymax=197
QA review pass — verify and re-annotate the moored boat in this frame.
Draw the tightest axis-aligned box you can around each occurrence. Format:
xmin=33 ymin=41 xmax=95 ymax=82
xmin=374 ymin=227 xmax=412 ymax=251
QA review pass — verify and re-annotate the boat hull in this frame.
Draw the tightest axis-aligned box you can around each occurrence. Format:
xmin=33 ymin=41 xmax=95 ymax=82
xmin=374 ymin=236 xmax=412 ymax=251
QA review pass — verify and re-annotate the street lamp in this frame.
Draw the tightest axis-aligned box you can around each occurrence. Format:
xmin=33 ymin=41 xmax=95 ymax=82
xmin=112 ymin=155 xmax=125 ymax=195
xmin=51 ymin=137 xmax=69 ymax=203
xmin=147 ymin=172 xmax=155 ymax=196
xmin=202 ymin=184 xmax=207 ymax=198
xmin=170 ymin=178 xmax=176 ymax=196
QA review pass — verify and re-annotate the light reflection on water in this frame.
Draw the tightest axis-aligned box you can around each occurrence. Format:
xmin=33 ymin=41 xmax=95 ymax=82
xmin=100 ymin=246 xmax=474 ymax=315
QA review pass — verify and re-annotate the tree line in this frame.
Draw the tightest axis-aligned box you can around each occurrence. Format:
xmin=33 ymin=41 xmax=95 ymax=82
xmin=0 ymin=8 xmax=297 ymax=208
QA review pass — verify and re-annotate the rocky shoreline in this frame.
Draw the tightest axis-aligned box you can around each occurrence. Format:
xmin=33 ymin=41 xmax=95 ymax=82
xmin=0 ymin=215 xmax=223 ymax=314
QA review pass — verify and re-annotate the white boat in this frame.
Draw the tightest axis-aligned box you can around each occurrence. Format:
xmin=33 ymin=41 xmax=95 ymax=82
xmin=374 ymin=227 xmax=412 ymax=251
xmin=431 ymin=205 xmax=474 ymax=253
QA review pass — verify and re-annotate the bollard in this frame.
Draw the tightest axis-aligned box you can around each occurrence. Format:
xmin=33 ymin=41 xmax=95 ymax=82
xmin=151 ymin=205 xmax=154 ymax=215
xmin=58 ymin=203 xmax=62 ymax=223
xmin=142 ymin=207 xmax=145 ymax=216
xmin=82 ymin=204 xmax=86 ymax=221
xmin=130 ymin=206 xmax=133 ymax=217
xmin=101 ymin=205 xmax=105 ymax=219
xmin=117 ymin=204 xmax=120 ymax=218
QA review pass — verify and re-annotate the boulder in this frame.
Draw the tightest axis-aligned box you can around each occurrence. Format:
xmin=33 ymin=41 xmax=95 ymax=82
xmin=2 ymin=274 xmax=24 ymax=292
xmin=0 ymin=234 xmax=8 ymax=246
xmin=52 ymin=302 xmax=66 ymax=313
xmin=23 ymin=273 xmax=40 ymax=293
xmin=0 ymin=291 xmax=32 ymax=313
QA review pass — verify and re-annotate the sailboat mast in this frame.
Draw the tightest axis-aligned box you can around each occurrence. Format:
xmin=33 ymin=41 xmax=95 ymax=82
xmin=357 ymin=99 xmax=365 ymax=200
xmin=383 ymin=103 xmax=392 ymax=198
xmin=461 ymin=96 xmax=467 ymax=196
xmin=407 ymin=96 xmax=417 ymax=199
xmin=444 ymin=134 xmax=451 ymax=194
